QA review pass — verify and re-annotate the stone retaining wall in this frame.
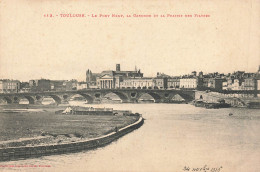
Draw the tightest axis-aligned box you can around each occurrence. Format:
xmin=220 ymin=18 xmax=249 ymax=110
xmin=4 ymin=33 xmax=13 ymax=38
xmin=0 ymin=117 xmax=144 ymax=161
xmin=0 ymin=136 xmax=53 ymax=148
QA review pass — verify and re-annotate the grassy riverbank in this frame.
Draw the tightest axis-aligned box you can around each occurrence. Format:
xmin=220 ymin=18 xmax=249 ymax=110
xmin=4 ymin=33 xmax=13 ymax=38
xmin=0 ymin=104 xmax=139 ymax=147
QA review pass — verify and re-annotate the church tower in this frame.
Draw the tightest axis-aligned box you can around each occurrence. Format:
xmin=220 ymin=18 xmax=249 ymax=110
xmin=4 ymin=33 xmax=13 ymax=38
xmin=86 ymin=69 xmax=93 ymax=82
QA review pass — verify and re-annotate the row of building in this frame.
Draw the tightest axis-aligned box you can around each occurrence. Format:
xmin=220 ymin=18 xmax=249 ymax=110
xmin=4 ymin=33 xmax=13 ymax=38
xmin=1 ymin=64 xmax=260 ymax=93
xmin=198 ymin=70 xmax=260 ymax=91
xmin=0 ymin=79 xmax=85 ymax=93
xmin=85 ymin=64 xmax=205 ymax=90
xmin=86 ymin=64 xmax=260 ymax=91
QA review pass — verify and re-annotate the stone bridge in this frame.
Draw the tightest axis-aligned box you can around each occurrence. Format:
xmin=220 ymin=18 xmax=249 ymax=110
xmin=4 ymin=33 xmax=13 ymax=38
xmin=0 ymin=89 xmax=195 ymax=105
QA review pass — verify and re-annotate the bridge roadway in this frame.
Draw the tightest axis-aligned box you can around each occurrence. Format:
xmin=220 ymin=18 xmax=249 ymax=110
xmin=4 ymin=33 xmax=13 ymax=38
xmin=0 ymin=89 xmax=195 ymax=104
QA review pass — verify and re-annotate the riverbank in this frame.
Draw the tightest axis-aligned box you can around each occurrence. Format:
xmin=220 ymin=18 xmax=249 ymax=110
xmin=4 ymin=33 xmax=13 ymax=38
xmin=0 ymin=104 xmax=142 ymax=160
xmin=0 ymin=116 xmax=144 ymax=161
xmin=195 ymin=91 xmax=260 ymax=108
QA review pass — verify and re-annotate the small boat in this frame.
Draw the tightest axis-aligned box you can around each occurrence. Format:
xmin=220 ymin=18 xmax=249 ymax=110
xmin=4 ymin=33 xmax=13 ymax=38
xmin=247 ymin=102 xmax=260 ymax=109
xmin=193 ymin=100 xmax=206 ymax=107
xmin=205 ymin=103 xmax=219 ymax=109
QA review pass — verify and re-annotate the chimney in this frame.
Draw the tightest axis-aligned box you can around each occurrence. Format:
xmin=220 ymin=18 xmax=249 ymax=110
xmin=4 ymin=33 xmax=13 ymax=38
xmin=116 ymin=64 xmax=120 ymax=71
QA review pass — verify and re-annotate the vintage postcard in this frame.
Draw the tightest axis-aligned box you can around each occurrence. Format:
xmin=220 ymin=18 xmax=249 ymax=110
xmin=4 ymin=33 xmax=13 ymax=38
xmin=0 ymin=0 xmax=260 ymax=172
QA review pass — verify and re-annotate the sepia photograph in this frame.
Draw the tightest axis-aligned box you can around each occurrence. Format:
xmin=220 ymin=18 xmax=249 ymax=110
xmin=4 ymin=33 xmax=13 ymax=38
xmin=0 ymin=0 xmax=260 ymax=171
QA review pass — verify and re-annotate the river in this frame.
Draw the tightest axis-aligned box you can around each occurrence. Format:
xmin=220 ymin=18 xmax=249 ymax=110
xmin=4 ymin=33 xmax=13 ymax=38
xmin=1 ymin=103 xmax=260 ymax=172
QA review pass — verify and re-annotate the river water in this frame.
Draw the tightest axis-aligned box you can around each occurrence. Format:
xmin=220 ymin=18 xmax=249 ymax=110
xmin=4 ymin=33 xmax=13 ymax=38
xmin=1 ymin=103 xmax=260 ymax=172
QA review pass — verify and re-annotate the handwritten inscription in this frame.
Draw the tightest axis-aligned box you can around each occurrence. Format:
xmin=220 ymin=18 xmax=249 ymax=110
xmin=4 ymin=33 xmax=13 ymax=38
xmin=183 ymin=165 xmax=222 ymax=172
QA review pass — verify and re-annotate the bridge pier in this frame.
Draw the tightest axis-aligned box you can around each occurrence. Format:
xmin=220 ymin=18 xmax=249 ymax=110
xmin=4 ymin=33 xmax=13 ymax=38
xmin=60 ymin=100 xmax=70 ymax=105
xmin=51 ymin=94 xmax=72 ymax=105
xmin=34 ymin=101 xmax=43 ymax=105
xmin=12 ymin=97 xmax=20 ymax=104
xmin=126 ymin=92 xmax=140 ymax=103
xmin=32 ymin=95 xmax=44 ymax=105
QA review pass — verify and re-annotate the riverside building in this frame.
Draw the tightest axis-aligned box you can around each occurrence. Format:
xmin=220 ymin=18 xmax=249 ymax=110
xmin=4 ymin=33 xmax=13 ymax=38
xmin=96 ymin=64 xmax=144 ymax=89
xmin=0 ymin=79 xmax=20 ymax=93
xmin=179 ymin=77 xmax=198 ymax=89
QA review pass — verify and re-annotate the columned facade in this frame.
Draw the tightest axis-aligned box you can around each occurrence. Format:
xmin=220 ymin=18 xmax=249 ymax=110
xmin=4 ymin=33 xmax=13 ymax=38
xmin=98 ymin=75 xmax=115 ymax=89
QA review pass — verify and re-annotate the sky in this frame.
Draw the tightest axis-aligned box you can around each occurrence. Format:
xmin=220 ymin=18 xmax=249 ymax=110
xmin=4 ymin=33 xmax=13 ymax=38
xmin=0 ymin=0 xmax=259 ymax=81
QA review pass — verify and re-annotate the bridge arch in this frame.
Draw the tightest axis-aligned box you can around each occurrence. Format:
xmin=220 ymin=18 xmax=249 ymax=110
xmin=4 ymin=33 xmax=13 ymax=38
xmin=104 ymin=91 xmax=129 ymax=102
xmin=49 ymin=95 xmax=62 ymax=104
xmin=178 ymin=92 xmax=194 ymax=102
xmin=137 ymin=92 xmax=161 ymax=103
xmin=2 ymin=97 xmax=12 ymax=104
xmin=70 ymin=93 xmax=94 ymax=104
xmin=18 ymin=97 xmax=30 ymax=104
xmin=170 ymin=93 xmax=185 ymax=102
xmin=23 ymin=96 xmax=35 ymax=104
xmin=80 ymin=94 xmax=94 ymax=103
xmin=138 ymin=93 xmax=155 ymax=103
